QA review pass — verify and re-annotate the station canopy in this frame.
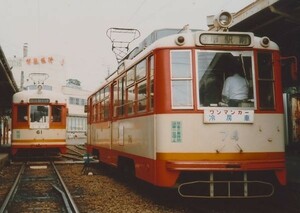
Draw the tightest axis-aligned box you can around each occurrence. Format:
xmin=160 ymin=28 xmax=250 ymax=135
xmin=229 ymin=0 xmax=300 ymax=56
xmin=0 ymin=46 xmax=18 ymax=115
xmin=228 ymin=0 xmax=300 ymax=87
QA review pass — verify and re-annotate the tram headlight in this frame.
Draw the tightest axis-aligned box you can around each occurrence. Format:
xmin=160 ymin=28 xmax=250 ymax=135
xmin=175 ymin=36 xmax=185 ymax=46
xmin=260 ymin=36 xmax=270 ymax=47
xmin=214 ymin=11 xmax=233 ymax=29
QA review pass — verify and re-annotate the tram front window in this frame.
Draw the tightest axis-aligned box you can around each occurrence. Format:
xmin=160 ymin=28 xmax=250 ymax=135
xmin=197 ymin=51 xmax=254 ymax=108
xmin=30 ymin=105 xmax=49 ymax=123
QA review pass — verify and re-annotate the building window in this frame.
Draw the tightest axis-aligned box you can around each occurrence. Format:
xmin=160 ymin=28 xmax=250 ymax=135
xmin=67 ymin=116 xmax=87 ymax=132
xmin=69 ymin=97 xmax=87 ymax=106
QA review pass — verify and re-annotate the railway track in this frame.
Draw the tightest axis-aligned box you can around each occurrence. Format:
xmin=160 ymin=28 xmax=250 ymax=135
xmin=0 ymin=161 xmax=79 ymax=213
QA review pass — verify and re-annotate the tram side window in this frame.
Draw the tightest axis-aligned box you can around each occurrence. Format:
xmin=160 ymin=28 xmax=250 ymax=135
xmin=136 ymin=59 xmax=147 ymax=113
xmin=17 ymin=105 xmax=28 ymax=122
xmin=93 ymin=102 xmax=97 ymax=122
xmin=52 ymin=105 xmax=62 ymax=122
xmin=127 ymin=68 xmax=135 ymax=86
xmin=113 ymin=77 xmax=127 ymax=118
xmin=170 ymin=50 xmax=193 ymax=109
xmin=149 ymin=56 xmax=154 ymax=111
xmin=137 ymin=80 xmax=147 ymax=112
xmin=127 ymin=86 xmax=135 ymax=115
xmin=117 ymin=77 xmax=126 ymax=117
xmin=105 ymin=87 xmax=110 ymax=120
xmin=99 ymin=101 xmax=104 ymax=121
xmin=104 ymin=99 xmax=110 ymax=120
xmin=113 ymin=83 xmax=118 ymax=117
xmin=98 ymin=86 xmax=110 ymax=121
xmin=97 ymin=103 xmax=101 ymax=121
xmin=136 ymin=59 xmax=146 ymax=80
xmin=257 ymin=52 xmax=275 ymax=109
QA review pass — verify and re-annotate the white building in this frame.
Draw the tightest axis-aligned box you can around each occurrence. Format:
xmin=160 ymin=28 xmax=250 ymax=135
xmin=62 ymin=80 xmax=90 ymax=138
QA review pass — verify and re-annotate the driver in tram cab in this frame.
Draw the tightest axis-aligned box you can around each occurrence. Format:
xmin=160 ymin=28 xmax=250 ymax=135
xmin=221 ymin=61 xmax=248 ymax=107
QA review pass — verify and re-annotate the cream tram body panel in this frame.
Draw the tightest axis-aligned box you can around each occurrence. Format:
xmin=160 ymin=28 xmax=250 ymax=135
xmin=155 ymin=113 xmax=284 ymax=153
xmin=12 ymin=129 xmax=66 ymax=145
xmin=90 ymin=115 xmax=155 ymax=159
xmin=89 ymin=112 xmax=284 ymax=159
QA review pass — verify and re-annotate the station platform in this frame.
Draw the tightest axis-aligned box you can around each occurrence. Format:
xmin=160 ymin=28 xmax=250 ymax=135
xmin=0 ymin=153 xmax=9 ymax=169
xmin=0 ymin=144 xmax=10 ymax=169
xmin=286 ymin=154 xmax=300 ymax=185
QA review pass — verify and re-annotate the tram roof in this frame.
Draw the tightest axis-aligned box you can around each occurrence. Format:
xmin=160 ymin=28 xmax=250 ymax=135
xmin=102 ymin=29 xmax=279 ymax=86
xmin=123 ymin=28 xmax=202 ymax=61
xmin=121 ymin=25 xmax=280 ymax=67
xmin=13 ymin=89 xmax=66 ymax=104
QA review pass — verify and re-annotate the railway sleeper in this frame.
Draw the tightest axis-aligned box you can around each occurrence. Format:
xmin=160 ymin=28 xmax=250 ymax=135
xmin=13 ymin=195 xmax=58 ymax=201
xmin=177 ymin=172 xmax=274 ymax=198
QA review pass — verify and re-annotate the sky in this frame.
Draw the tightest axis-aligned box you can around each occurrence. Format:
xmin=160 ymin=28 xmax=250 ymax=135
xmin=0 ymin=0 xmax=255 ymax=91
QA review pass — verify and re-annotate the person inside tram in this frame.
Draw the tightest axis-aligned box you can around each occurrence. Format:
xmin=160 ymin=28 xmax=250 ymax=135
xmin=221 ymin=62 xmax=249 ymax=107
xmin=32 ymin=110 xmax=42 ymax=122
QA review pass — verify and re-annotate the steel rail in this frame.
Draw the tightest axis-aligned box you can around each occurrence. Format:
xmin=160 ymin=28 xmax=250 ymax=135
xmin=51 ymin=162 xmax=80 ymax=213
xmin=1 ymin=162 xmax=80 ymax=212
xmin=52 ymin=184 xmax=73 ymax=213
xmin=0 ymin=163 xmax=25 ymax=212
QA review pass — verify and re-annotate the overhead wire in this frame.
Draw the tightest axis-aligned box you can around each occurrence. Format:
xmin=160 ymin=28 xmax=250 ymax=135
xmin=126 ymin=0 xmax=147 ymax=25
xmin=132 ymin=0 xmax=174 ymax=26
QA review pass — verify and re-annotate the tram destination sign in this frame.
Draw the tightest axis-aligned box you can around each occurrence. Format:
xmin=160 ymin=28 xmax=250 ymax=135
xmin=29 ymin=98 xmax=50 ymax=103
xmin=197 ymin=33 xmax=253 ymax=46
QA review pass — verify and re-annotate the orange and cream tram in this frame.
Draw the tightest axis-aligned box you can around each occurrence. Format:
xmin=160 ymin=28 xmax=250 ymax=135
xmin=11 ymin=85 xmax=68 ymax=156
xmin=87 ymin=12 xmax=287 ymax=198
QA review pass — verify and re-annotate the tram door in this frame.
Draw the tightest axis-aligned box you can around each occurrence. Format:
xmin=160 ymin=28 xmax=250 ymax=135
xmin=284 ymin=93 xmax=300 ymax=146
xmin=291 ymin=95 xmax=300 ymax=143
xmin=29 ymin=105 xmax=50 ymax=139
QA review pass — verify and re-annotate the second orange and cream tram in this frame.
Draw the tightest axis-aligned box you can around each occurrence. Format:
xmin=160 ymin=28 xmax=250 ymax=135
xmin=12 ymin=85 xmax=68 ymax=156
xmin=87 ymin=12 xmax=287 ymax=198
